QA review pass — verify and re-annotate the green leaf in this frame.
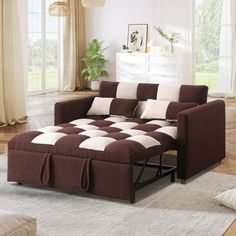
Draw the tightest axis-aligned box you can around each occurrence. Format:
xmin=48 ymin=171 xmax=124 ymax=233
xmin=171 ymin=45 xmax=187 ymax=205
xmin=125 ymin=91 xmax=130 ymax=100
xmin=81 ymin=39 xmax=109 ymax=81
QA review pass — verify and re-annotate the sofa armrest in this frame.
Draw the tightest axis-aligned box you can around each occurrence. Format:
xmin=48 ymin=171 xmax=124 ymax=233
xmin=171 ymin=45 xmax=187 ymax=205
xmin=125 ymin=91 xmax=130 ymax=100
xmin=177 ymin=100 xmax=225 ymax=181
xmin=54 ymin=96 xmax=95 ymax=125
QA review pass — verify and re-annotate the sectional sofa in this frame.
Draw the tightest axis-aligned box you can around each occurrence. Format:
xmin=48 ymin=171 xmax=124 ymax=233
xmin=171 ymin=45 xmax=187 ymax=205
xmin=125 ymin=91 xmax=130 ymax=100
xmin=8 ymin=81 xmax=225 ymax=202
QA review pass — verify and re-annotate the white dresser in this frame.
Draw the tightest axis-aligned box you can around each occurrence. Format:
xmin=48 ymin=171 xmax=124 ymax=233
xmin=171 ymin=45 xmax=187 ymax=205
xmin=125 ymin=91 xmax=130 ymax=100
xmin=116 ymin=53 xmax=184 ymax=84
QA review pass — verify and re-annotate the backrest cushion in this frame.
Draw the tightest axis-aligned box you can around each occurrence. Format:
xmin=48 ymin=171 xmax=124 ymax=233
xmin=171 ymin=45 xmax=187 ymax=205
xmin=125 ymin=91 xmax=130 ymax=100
xmin=99 ymin=81 xmax=119 ymax=98
xmin=116 ymin=83 xmax=138 ymax=99
xmin=99 ymin=81 xmax=208 ymax=105
xmin=137 ymin=83 xmax=158 ymax=101
xmin=179 ymin=85 xmax=208 ymax=104
xmin=141 ymin=99 xmax=197 ymax=120
xmin=156 ymin=84 xmax=181 ymax=102
xmin=87 ymin=97 xmax=138 ymax=118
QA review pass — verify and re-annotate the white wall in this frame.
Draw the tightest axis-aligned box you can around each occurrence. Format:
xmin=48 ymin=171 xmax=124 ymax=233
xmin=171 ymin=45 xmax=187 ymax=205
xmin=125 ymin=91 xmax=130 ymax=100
xmin=162 ymin=0 xmax=194 ymax=84
xmin=85 ymin=0 xmax=193 ymax=83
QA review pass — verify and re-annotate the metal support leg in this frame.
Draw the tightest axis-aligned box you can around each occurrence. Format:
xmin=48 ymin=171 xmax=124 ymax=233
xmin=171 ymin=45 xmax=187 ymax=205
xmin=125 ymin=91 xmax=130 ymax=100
xmin=133 ymin=155 xmax=176 ymax=193
xmin=156 ymin=154 xmax=162 ymax=176
xmin=171 ymin=171 xmax=175 ymax=183
xmin=130 ymin=191 xmax=135 ymax=204
xmin=134 ymin=158 xmax=150 ymax=186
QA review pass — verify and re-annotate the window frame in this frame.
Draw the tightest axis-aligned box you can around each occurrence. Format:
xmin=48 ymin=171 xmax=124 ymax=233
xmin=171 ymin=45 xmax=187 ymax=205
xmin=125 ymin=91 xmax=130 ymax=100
xmin=28 ymin=0 xmax=62 ymax=95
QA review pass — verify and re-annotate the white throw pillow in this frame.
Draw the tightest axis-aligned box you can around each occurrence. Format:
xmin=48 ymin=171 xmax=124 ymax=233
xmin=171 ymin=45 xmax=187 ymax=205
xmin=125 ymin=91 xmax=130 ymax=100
xmin=135 ymin=101 xmax=147 ymax=117
xmin=141 ymin=99 xmax=170 ymax=120
xmin=87 ymin=97 xmax=113 ymax=115
xmin=215 ymin=188 xmax=236 ymax=211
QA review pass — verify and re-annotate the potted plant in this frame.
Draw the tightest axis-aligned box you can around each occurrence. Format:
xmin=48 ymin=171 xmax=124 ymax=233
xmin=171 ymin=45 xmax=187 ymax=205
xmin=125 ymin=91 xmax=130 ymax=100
xmin=122 ymin=44 xmax=130 ymax=53
xmin=154 ymin=26 xmax=180 ymax=54
xmin=82 ymin=39 xmax=109 ymax=91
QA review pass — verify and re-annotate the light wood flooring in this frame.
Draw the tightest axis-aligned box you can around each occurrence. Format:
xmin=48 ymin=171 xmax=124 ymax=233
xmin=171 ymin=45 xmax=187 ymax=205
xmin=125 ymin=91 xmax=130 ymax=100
xmin=0 ymin=92 xmax=236 ymax=235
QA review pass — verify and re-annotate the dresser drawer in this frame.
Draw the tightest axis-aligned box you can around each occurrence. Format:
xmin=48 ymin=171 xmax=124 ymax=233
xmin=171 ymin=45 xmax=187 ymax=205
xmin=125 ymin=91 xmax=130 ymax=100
xmin=150 ymin=65 xmax=178 ymax=75
xmin=116 ymin=53 xmax=184 ymax=84
xmin=118 ymin=54 xmax=147 ymax=64
xmin=118 ymin=72 xmax=147 ymax=82
xmin=149 ymin=55 xmax=178 ymax=65
xmin=119 ymin=63 xmax=146 ymax=74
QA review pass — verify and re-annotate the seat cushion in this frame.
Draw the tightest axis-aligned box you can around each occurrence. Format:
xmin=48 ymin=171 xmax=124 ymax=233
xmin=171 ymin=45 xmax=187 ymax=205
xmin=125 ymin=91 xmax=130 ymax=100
xmin=0 ymin=209 xmax=36 ymax=236
xmin=9 ymin=116 xmax=177 ymax=164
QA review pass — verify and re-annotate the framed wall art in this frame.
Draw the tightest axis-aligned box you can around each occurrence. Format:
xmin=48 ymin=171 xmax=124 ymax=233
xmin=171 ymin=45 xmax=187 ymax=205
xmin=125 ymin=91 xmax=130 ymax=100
xmin=127 ymin=24 xmax=148 ymax=53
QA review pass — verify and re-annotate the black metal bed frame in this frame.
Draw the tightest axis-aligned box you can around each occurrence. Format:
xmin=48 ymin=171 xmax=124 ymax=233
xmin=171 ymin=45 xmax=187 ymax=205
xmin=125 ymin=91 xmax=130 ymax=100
xmin=131 ymin=154 xmax=176 ymax=203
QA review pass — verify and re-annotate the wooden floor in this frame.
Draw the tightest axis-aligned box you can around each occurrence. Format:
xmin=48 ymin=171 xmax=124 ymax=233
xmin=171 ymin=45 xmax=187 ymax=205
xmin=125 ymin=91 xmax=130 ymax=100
xmin=0 ymin=92 xmax=235 ymax=235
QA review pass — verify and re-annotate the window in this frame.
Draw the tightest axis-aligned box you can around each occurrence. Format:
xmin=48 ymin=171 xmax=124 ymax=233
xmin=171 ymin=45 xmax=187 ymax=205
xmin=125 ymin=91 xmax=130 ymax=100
xmin=28 ymin=0 xmax=61 ymax=93
xmin=194 ymin=0 xmax=232 ymax=94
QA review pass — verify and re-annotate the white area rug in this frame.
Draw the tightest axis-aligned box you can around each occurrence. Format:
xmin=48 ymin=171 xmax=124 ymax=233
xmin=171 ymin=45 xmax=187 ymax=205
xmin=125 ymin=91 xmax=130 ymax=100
xmin=0 ymin=156 xmax=235 ymax=236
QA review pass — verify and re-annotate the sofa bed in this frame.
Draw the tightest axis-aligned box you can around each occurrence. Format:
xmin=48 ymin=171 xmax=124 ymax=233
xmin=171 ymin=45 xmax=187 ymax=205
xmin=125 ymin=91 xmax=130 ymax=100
xmin=8 ymin=81 xmax=225 ymax=203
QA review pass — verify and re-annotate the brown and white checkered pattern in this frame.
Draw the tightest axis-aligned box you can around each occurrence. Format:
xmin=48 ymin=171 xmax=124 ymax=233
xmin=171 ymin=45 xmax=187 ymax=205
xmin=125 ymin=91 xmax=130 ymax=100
xmin=31 ymin=117 xmax=177 ymax=153
xmin=99 ymin=81 xmax=208 ymax=105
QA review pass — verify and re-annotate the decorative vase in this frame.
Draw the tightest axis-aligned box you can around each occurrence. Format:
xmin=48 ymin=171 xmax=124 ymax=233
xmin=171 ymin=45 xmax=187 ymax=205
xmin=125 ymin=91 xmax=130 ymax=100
xmin=163 ymin=43 xmax=174 ymax=55
xmin=170 ymin=43 xmax=174 ymax=54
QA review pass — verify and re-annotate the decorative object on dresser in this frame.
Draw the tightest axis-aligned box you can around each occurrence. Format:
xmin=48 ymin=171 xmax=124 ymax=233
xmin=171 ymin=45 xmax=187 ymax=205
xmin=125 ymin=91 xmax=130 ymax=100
xmin=8 ymin=81 xmax=225 ymax=203
xmin=122 ymin=44 xmax=131 ymax=53
xmin=154 ymin=26 xmax=181 ymax=54
xmin=127 ymin=24 xmax=148 ymax=53
xmin=81 ymin=39 xmax=109 ymax=91
xmin=116 ymin=53 xmax=184 ymax=84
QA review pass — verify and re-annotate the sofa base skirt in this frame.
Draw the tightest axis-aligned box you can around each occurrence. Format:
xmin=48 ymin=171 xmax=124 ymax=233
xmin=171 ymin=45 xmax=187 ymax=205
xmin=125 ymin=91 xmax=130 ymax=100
xmin=8 ymin=150 xmax=133 ymax=202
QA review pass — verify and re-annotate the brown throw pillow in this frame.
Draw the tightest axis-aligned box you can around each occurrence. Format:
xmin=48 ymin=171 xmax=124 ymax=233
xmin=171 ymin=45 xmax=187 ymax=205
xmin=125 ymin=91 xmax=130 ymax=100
xmin=110 ymin=98 xmax=138 ymax=118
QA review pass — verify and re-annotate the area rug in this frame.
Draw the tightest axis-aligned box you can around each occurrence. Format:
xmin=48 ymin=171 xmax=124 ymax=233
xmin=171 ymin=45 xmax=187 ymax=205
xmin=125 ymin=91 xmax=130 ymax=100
xmin=0 ymin=156 xmax=235 ymax=236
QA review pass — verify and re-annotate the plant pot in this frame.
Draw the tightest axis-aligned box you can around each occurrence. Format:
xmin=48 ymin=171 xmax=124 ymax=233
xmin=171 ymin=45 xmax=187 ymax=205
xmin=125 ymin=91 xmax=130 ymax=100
xmin=122 ymin=49 xmax=130 ymax=53
xmin=90 ymin=80 xmax=100 ymax=91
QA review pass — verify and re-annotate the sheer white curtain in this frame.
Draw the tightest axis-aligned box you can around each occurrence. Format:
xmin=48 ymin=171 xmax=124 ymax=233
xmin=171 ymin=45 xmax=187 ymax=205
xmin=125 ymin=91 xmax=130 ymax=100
xmin=0 ymin=0 xmax=27 ymax=127
xmin=229 ymin=0 xmax=236 ymax=96
xmin=217 ymin=0 xmax=236 ymax=97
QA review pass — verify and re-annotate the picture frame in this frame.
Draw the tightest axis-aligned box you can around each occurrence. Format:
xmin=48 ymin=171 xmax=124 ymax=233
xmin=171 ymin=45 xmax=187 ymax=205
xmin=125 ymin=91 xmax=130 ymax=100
xmin=127 ymin=24 xmax=148 ymax=53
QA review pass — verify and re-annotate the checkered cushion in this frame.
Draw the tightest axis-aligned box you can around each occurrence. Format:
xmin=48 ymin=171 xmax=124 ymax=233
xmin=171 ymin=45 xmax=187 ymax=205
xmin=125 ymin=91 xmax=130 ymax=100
xmin=9 ymin=116 xmax=177 ymax=164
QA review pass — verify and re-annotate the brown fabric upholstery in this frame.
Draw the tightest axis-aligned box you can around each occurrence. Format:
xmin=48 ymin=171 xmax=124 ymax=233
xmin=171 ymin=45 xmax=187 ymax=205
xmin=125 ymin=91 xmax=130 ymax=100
xmin=54 ymin=96 xmax=94 ymax=125
xmin=137 ymin=83 xmax=159 ymax=101
xmin=177 ymin=100 xmax=225 ymax=180
xmin=179 ymin=85 xmax=208 ymax=105
xmin=166 ymin=102 xmax=197 ymax=120
xmin=110 ymin=98 xmax=138 ymax=118
xmin=99 ymin=81 xmax=119 ymax=97
xmin=8 ymin=150 xmax=133 ymax=201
